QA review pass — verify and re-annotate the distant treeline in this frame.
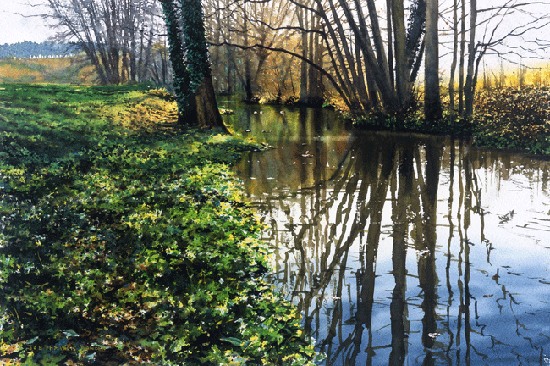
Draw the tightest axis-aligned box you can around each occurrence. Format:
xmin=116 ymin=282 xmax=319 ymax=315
xmin=0 ymin=41 xmax=77 ymax=59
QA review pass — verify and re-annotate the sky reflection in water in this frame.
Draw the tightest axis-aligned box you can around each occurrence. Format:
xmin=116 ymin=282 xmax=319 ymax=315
xmin=223 ymin=103 xmax=550 ymax=366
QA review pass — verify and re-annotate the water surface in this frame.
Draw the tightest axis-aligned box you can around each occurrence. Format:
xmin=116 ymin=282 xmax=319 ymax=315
xmin=222 ymin=103 xmax=550 ymax=365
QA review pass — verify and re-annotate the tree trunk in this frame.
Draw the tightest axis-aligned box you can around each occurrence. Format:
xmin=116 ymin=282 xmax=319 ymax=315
xmin=386 ymin=0 xmax=394 ymax=89
xmin=180 ymin=0 xmax=226 ymax=129
xmin=298 ymin=6 xmax=309 ymax=103
xmin=159 ymin=0 xmax=193 ymax=125
xmin=464 ymin=0 xmax=477 ymax=118
xmin=226 ymin=41 xmax=234 ymax=94
xmin=243 ymin=7 xmax=253 ymax=101
xmin=307 ymin=5 xmax=324 ymax=106
xmin=458 ymin=0 xmax=466 ymax=115
xmin=448 ymin=0 xmax=458 ymax=117
xmin=194 ymin=76 xmax=224 ymax=129
xmin=129 ymin=2 xmax=137 ymax=83
xmin=424 ymin=0 xmax=442 ymax=121
xmin=391 ymin=0 xmax=409 ymax=112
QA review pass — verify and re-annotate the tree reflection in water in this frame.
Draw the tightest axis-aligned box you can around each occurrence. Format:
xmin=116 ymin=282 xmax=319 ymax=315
xmin=230 ymin=106 xmax=550 ymax=366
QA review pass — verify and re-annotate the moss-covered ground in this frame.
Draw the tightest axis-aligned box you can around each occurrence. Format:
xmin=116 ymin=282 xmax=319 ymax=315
xmin=0 ymin=84 xmax=317 ymax=365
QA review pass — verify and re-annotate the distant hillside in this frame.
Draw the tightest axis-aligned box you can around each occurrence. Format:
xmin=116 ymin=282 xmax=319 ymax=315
xmin=0 ymin=57 xmax=96 ymax=84
xmin=0 ymin=41 xmax=76 ymax=58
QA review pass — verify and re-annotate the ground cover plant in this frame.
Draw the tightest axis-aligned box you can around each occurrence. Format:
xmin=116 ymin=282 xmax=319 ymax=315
xmin=473 ymin=86 xmax=550 ymax=155
xmin=352 ymin=86 xmax=550 ymax=156
xmin=0 ymin=84 xmax=317 ymax=365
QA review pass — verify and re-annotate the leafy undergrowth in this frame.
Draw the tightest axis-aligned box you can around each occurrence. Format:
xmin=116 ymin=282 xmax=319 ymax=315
xmin=473 ymin=87 xmax=550 ymax=155
xmin=352 ymin=87 xmax=550 ymax=155
xmin=0 ymin=84 xmax=317 ymax=365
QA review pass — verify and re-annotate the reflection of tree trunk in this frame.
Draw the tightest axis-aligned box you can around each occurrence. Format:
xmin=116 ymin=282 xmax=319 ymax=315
xmin=359 ymin=146 xmax=395 ymax=330
xmin=286 ymin=136 xmax=396 ymax=362
xmin=456 ymin=141 xmax=473 ymax=363
xmin=462 ymin=146 xmax=472 ymax=364
xmin=389 ymin=143 xmax=412 ymax=366
xmin=446 ymin=139 xmax=456 ymax=354
xmin=419 ymin=144 xmax=443 ymax=364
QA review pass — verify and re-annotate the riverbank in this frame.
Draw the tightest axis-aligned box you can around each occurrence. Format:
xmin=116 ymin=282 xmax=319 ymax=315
xmin=353 ymin=86 xmax=550 ymax=156
xmin=0 ymin=84 xmax=317 ymax=364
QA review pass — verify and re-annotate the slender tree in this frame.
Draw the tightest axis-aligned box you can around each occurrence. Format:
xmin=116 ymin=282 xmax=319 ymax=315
xmin=464 ymin=0 xmax=477 ymax=118
xmin=448 ymin=0 xmax=459 ymax=118
xmin=458 ymin=0 xmax=466 ymax=115
xmin=424 ymin=0 xmax=442 ymax=121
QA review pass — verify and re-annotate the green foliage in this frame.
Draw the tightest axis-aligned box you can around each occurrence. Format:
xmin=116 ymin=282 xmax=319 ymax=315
xmin=473 ymin=87 xmax=550 ymax=155
xmin=353 ymin=109 xmax=473 ymax=136
xmin=353 ymin=86 xmax=549 ymax=155
xmin=0 ymin=84 xmax=317 ymax=364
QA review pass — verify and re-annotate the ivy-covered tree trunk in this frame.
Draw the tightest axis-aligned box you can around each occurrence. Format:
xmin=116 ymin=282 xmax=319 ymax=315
xmin=159 ymin=0 xmax=226 ymax=130
xmin=159 ymin=0 xmax=194 ymax=126
xmin=181 ymin=0 xmax=225 ymax=129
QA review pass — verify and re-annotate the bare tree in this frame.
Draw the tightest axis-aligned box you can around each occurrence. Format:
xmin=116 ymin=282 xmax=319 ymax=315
xmin=45 ymin=0 xmax=164 ymax=85
xmin=443 ymin=0 xmax=550 ymax=119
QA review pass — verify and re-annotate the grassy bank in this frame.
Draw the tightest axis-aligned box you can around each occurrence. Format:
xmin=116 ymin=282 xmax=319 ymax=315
xmin=0 ymin=84 xmax=317 ymax=365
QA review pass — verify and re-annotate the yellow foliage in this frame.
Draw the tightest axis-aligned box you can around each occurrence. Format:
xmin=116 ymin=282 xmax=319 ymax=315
xmin=102 ymin=90 xmax=179 ymax=130
xmin=480 ymin=62 xmax=550 ymax=89
xmin=0 ymin=63 xmax=43 ymax=82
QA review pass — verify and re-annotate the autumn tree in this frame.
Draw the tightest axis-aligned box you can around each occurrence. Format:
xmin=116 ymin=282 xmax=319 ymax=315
xmin=206 ymin=0 xmax=298 ymax=101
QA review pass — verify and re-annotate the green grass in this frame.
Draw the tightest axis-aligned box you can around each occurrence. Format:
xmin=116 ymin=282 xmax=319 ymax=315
xmin=0 ymin=84 xmax=317 ymax=365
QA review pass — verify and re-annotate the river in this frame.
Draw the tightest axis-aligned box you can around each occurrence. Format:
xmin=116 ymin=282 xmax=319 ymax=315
xmin=222 ymin=102 xmax=550 ymax=366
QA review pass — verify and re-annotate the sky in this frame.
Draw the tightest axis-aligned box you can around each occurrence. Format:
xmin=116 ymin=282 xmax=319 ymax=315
xmin=0 ymin=0 xmax=548 ymax=68
xmin=0 ymin=1 xmax=55 ymax=44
